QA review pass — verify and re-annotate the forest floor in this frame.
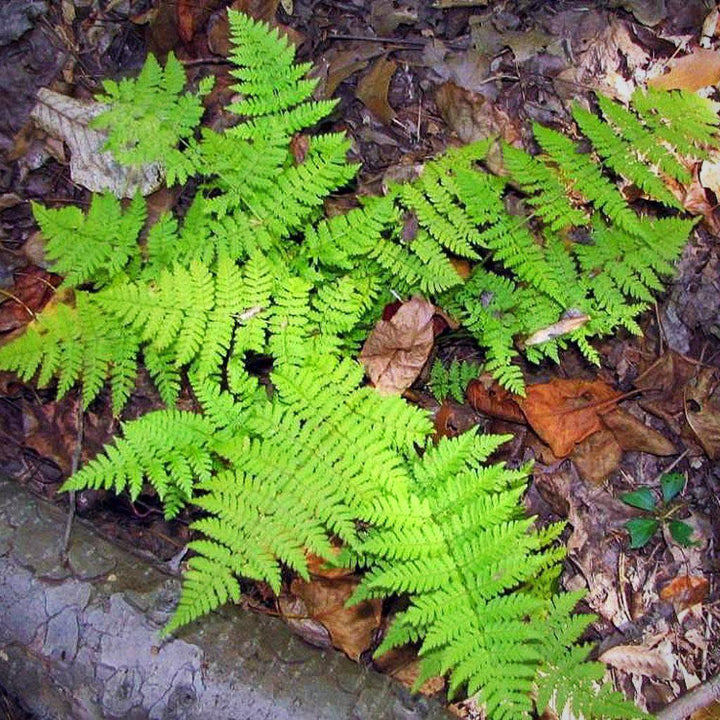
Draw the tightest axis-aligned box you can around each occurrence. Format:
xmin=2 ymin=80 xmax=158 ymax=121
xmin=0 ymin=0 xmax=719 ymax=718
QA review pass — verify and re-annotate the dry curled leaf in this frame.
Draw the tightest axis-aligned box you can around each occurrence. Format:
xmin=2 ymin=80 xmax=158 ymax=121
xmin=466 ymin=378 xmax=525 ymax=423
xmin=660 ymin=575 xmax=709 ymax=611
xmin=0 ymin=266 xmax=61 ymax=336
xmin=289 ymin=576 xmax=382 ymax=661
xmin=31 ymin=88 xmax=163 ymax=197
xmin=684 ymin=368 xmax=720 ymax=459
xmin=599 ymin=643 xmax=673 ymax=679
xmin=518 ymin=379 xmax=621 ymax=458
xmin=522 ymin=313 xmax=590 ymax=347
xmin=649 ymin=48 xmax=720 ymax=91
xmin=571 ymin=429 xmax=623 ymax=485
xmin=359 ymin=296 xmax=435 ymax=395
xmin=602 ymin=409 xmax=677 ymax=455
xmin=356 ymin=57 xmax=397 ymax=125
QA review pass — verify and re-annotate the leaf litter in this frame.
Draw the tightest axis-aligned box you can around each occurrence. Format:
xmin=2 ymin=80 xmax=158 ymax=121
xmin=3 ymin=0 xmax=720 ymax=716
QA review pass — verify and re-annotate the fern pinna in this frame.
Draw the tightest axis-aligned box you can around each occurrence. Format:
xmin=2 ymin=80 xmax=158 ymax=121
xmin=0 ymin=11 xmax=711 ymax=718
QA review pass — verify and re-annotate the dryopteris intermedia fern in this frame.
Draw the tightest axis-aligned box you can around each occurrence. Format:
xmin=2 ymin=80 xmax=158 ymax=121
xmin=429 ymin=358 xmax=482 ymax=403
xmin=0 ymin=12 xmax=710 ymax=717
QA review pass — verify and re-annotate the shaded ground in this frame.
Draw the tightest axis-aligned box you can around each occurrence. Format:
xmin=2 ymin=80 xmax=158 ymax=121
xmin=1 ymin=0 xmax=719 ymax=717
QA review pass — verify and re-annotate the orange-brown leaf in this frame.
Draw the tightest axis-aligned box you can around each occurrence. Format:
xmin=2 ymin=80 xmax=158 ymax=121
xmin=289 ymin=576 xmax=382 ymax=661
xmin=518 ymin=378 xmax=622 ymax=458
xmin=649 ymin=49 xmax=720 ymax=91
xmin=466 ymin=378 xmax=525 ymax=423
xmin=660 ymin=575 xmax=709 ymax=610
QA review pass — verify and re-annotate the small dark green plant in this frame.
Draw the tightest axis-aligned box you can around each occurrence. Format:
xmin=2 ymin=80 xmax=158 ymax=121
xmin=429 ymin=358 xmax=482 ymax=403
xmin=620 ymin=473 xmax=697 ymax=549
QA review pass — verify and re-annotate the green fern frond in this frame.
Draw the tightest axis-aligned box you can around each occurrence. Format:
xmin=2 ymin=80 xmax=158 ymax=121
xmin=429 ymin=359 xmax=483 ymax=403
xmin=60 ymin=408 xmax=216 ymax=516
xmin=0 ymin=294 xmax=140 ymax=411
xmin=93 ymin=52 xmax=213 ymax=184
xmin=33 ymin=194 xmax=145 ymax=288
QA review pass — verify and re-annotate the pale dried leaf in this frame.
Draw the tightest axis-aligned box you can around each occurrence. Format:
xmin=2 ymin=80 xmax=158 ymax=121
xmin=599 ymin=643 xmax=673 ymax=679
xmin=699 ymin=157 xmax=720 ymax=196
xmin=31 ymin=88 xmax=163 ymax=198
xmin=649 ymin=49 xmax=720 ymax=92
xmin=359 ymin=296 xmax=435 ymax=395
xmin=523 ymin=313 xmax=589 ymax=347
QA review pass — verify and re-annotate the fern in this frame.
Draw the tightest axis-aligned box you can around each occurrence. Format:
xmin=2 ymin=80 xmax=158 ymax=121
xmin=93 ymin=52 xmax=214 ymax=184
xmin=429 ymin=359 xmax=482 ymax=403
xmin=3 ymin=14 xmax=716 ymax=719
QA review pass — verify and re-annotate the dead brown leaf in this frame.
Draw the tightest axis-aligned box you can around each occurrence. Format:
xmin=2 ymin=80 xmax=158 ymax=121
xmin=602 ymin=409 xmax=678 ymax=455
xmin=0 ymin=266 xmax=61 ymax=336
xmin=231 ymin=0 xmax=279 ymax=22
xmin=635 ymin=351 xmax=699 ymax=428
xmin=649 ymin=49 xmax=720 ymax=91
xmin=278 ymin=594 xmax=332 ymax=649
xmin=599 ymin=643 xmax=673 ymax=679
xmin=359 ymin=296 xmax=435 ymax=395
xmin=660 ymin=575 xmax=709 ymax=611
xmin=684 ymin=368 xmax=720 ymax=459
xmin=466 ymin=377 xmax=525 ymax=423
xmin=518 ymin=379 xmax=622 ymax=458
xmin=356 ymin=57 xmax=397 ymax=125
xmin=571 ymin=429 xmax=623 ymax=485
xmin=373 ymin=646 xmax=445 ymax=694
xmin=177 ymin=0 xmax=226 ymax=43
xmin=289 ymin=576 xmax=382 ymax=661
xmin=435 ymin=82 xmax=521 ymax=144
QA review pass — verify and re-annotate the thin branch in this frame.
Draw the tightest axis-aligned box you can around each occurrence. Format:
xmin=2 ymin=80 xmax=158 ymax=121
xmin=656 ymin=672 xmax=720 ymax=720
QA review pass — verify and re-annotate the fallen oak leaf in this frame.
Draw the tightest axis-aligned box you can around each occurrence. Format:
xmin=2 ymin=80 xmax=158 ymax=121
xmin=360 ymin=296 xmax=435 ymax=395
xmin=517 ymin=378 xmax=622 ymax=458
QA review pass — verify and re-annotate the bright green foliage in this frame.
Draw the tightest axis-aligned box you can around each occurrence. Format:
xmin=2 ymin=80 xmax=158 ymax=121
xmin=93 ymin=52 xmax=214 ymax=185
xmin=429 ymin=359 xmax=482 ymax=403
xmin=33 ymin=193 xmax=145 ymax=288
xmin=353 ymin=432 xmax=640 ymax=719
xmin=0 ymin=295 xmax=139 ymax=412
xmin=1 ymin=14 xmax=709 ymax=718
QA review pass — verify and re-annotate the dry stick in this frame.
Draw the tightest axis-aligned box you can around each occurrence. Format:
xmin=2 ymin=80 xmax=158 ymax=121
xmin=656 ymin=672 xmax=720 ymax=720
xmin=61 ymin=402 xmax=84 ymax=560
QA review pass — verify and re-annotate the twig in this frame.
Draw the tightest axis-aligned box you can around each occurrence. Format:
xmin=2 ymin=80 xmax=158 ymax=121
xmin=656 ymin=672 xmax=720 ymax=720
xmin=61 ymin=401 xmax=84 ymax=560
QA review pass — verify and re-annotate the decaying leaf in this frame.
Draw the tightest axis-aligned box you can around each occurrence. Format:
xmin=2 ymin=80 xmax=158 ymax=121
xmin=571 ymin=429 xmax=623 ymax=485
xmin=684 ymin=368 xmax=720 ymax=459
xmin=466 ymin=378 xmax=525 ymax=423
xmin=356 ymin=57 xmax=397 ymax=125
xmin=278 ymin=593 xmax=333 ymax=649
xmin=599 ymin=642 xmax=673 ymax=679
xmin=360 ymin=296 xmax=435 ymax=395
xmin=0 ymin=266 xmax=61 ymax=335
xmin=602 ymin=409 xmax=677 ymax=455
xmin=289 ymin=576 xmax=382 ymax=661
xmin=31 ymin=88 xmax=163 ymax=197
xmin=649 ymin=48 xmax=720 ymax=92
xmin=435 ymin=82 xmax=521 ymax=144
xmin=699 ymin=156 xmax=720 ymax=197
xmin=660 ymin=575 xmax=709 ymax=611
xmin=518 ymin=379 xmax=622 ymax=458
